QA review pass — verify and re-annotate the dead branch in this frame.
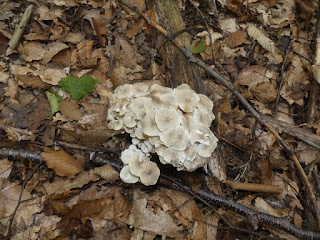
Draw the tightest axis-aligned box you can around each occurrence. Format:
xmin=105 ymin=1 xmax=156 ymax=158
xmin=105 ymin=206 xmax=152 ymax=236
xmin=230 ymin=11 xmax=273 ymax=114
xmin=6 ymin=5 xmax=33 ymax=56
xmin=116 ymin=0 xmax=320 ymax=229
xmin=225 ymin=180 xmax=282 ymax=194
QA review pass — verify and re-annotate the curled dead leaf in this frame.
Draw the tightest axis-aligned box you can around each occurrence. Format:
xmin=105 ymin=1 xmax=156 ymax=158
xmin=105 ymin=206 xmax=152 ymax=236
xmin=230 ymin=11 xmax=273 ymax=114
xmin=41 ymin=149 xmax=83 ymax=178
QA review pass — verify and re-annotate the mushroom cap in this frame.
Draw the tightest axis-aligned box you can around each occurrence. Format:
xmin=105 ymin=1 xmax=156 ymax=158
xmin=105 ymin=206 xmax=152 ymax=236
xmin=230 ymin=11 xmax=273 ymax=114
xmin=184 ymin=144 xmax=197 ymax=161
xmin=156 ymin=147 xmax=185 ymax=164
xmin=159 ymin=126 xmax=190 ymax=151
xmin=113 ymin=98 xmax=131 ymax=116
xmin=134 ymin=122 xmax=145 ymax=139
xmin=195 ymin=140 xmax=217 ymax=158
xmin=181 ymin=113 xmax=196 ymax=134
xmin=120 ymin=165 xmax=139 ymax=183
xmin=132 ymin=82 xmax=149 ymax=97
xmin=193 ymin=108 xmax=212 ymax=127
xmin=175 ymin=84 xmax=192 ymax=91
xmin=107 ymin=118 xmax=123 ymax=131
xmin=159 ymin=93 xmax=179 ymax=109
xmin=183 ymin=155 xmax=207 ymax=172
xmin=139 ymin=161 xmax=160 ymax=186
xmin=155 ymin=108 xmax=181 ymax=132
xmin=141 ymin=111 xmax=161 ymax=136
xmin=150 ymin=84 xmax=173 ymax=97
xmin=114 ymin=84 xmax=134 ymax=99
xmin=190 ymin=124 xmax=215 ymax=145
xmin=120 ymin=145 xmax=144 ymax=164
xmin=123 ymin=111 xmax=137 ymax=128
xmin=174 ymin=88 xmax=200 ymax=113
xmin=128 ymin=157 xmax=150 ymax=177
xmin=197 ymin=94 xmax=213 ymax=114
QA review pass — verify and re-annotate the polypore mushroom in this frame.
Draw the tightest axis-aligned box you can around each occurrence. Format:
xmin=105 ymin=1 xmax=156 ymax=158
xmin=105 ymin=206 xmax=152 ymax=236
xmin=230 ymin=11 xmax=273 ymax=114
xmin=107 ymin=82 xmax=219 ymax=185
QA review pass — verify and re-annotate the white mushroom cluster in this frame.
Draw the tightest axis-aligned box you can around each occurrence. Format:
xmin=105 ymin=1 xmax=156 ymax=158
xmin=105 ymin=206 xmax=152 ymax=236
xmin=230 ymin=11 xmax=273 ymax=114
xmin=107 ymin=83 xmax=218 ymax=185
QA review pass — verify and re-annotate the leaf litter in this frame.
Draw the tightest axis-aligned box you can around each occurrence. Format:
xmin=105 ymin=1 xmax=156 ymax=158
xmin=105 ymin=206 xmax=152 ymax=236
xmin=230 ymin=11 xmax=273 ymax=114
xmin=0 ymin=0 xmax=320 ymax=239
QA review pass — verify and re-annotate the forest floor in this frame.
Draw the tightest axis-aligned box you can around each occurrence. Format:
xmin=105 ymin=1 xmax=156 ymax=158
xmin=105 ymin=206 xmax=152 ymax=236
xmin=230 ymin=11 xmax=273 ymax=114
xmin=0 ymin=0 xmax=320 ymax=239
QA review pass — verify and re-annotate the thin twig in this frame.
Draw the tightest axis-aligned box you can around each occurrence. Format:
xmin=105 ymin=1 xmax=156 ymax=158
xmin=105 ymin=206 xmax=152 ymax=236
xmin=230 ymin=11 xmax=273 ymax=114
xmin=6 ymin=5 xmax=33 ymax=56
xmin=274 ymin=39 xmax=291 ymax=112
xmin=116 ymin=0 xmax=320 ymax=230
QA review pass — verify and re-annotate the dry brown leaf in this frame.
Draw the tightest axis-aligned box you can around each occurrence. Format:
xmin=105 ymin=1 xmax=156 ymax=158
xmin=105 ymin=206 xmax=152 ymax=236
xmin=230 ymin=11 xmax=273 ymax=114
xmin=225 ymin=31 xmax=247 ymax=48
xmin=118 ymin=37 xmax=137 ymax=69
xmin=92 ymin=17 xmax=106 ymax=47
xmin=59 ymin=100 xmax=84 ymax=121
xmin=129 ymin=190 xmax=183 ymax=237
xmin=17 ymin=75 xmax=51 ymax=90
xmin=41 ymin=149 xmax=83 ymax=178
xmin=41 ymin=42 xmax=69 ymax=64
xmin=4 ymin=77 xmax=18 ymax=99
xmin=18 ymin=41 xmax=46 ymax=62
xmin=247 ymin=23 xmax=275 ymax=53
xmin=10 ymin=64 xmax=67 ymax=85
xmin=237 ymin=65 xmax=278 ymax=103
xmin=126 ymin=18 xmax=146 ymax=39
xmin=93 ymin=164 xmax=120 ymax=181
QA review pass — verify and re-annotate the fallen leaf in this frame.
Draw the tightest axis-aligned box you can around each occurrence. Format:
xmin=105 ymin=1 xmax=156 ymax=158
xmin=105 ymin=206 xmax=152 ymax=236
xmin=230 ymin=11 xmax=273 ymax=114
xmin=41 ymin=149 xmax=83 ymax=178
xmin=226 ymin=31 xmax=247 ymax=48
xmin=59 ymin=100 xmax=84 ymax=121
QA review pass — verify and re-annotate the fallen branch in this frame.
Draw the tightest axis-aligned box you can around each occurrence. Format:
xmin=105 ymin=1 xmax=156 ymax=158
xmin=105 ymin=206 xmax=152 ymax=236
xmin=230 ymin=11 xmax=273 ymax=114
xmin=6 ymin=5 xmax=33 ymax=56
xmin=116 ymin=0 xmax=320 ymax=230
xmin=225 ymin=180 xmax=282 ymax=194
xmin=2 ymin=147 xmax=320 ymax=239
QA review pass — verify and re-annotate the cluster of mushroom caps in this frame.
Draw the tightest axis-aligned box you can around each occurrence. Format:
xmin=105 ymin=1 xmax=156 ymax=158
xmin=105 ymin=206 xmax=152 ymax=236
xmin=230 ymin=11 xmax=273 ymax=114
xmin=107 ymin=83 xmax=218 ymax=186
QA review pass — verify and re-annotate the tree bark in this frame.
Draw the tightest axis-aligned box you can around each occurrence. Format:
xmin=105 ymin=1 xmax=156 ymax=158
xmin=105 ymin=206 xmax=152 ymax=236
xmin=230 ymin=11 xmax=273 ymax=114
xmin=146 ymin=0 xmax=204 ymax=93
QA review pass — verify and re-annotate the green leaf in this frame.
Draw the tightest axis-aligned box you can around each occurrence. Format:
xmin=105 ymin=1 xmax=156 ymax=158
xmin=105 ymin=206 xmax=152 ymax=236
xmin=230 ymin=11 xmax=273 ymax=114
xmin=46 ymin=91 xmax=60 ymax=117
xmin=192 ymin=38 xmax=206 ymax=53
xmin=58 ymin=75 xmax=100 ymax=100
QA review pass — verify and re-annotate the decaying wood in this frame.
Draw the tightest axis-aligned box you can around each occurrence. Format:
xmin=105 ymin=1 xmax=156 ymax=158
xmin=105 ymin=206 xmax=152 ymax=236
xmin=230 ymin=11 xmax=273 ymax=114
xmin=145 ymin=0 xmax=204 ymax=93
xmin=117 ymin=0 xmax=320 ymax=230
xmin=225 ymin=180 xmax=282 ymax=194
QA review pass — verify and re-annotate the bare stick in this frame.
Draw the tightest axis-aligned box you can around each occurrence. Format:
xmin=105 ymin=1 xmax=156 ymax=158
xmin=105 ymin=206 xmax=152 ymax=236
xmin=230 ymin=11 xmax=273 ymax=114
xmin=116 ymin=0 xmax=320 ymax=229
xmin=6 ymin=5 xmax=33 ymax=56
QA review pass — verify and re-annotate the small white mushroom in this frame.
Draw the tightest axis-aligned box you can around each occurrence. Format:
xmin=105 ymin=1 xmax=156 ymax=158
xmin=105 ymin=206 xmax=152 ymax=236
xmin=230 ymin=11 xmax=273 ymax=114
xmin=128 ymin=157 xmax=150 ymax=177
xmin=156 ymin=146 xmax=185 ymax=164
xmin=190 ymin=124 xmax=215 ymax=145
xmin=120 ymin=165 xmax=139 ymax=183
xmin=183 ymin=155 xmax=207 ymax=171
xmin=174 ymin=88 xmax=200 ymax=113
xmin=121 ymin=145 xmax=144 ymax=164
xmin=193 ymin=108 xmax=212 ymax=127
xmin=159 ymin=93 xmax=179 ymax=109
xmin=114 ymin=84 xmax=134 ymax=99
xmin=197 ymin=94 xmax=214 ymax=114
xmin=184 ymin=144 xmax=197 ymax=161
xmin=132 ymin=82 xmax=149 ymax=97
xmin=195 ymin=140 xmax=217 ymax=158
xmin=150 ymin=84 xmax=173 ymax=97
xmin=139 ymin=162 xmax=160 ymax=186
xmin=159 ymin=126 xmax=190 ymax=151
xmin=155 ymin=108 xmax=181 ymax=132
xmin=123 ymin=111 xmax=137 ymax=128
xmin=141 ymin=111 xmax=161 ymax=136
